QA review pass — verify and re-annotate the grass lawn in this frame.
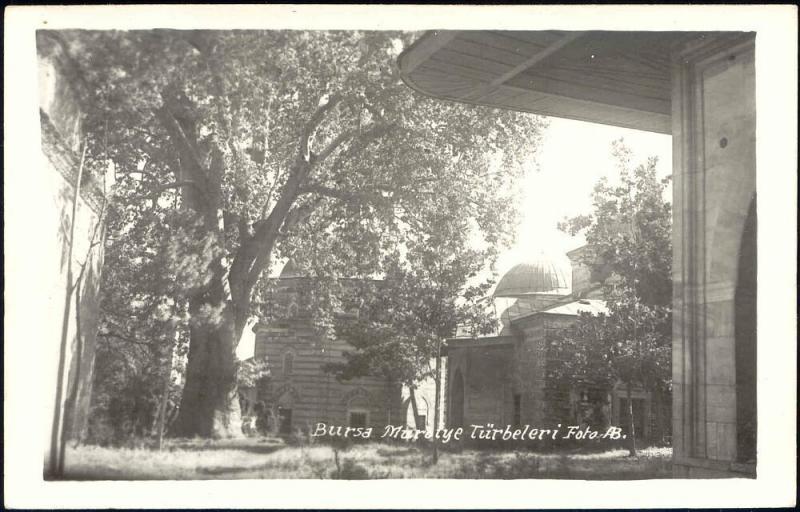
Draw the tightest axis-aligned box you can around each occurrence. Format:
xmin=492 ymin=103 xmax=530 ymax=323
xmin=61 ymin=437 xmax=673 ymax=480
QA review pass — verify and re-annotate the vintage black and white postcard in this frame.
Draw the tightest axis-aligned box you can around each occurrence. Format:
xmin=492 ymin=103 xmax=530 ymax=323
xmin=4 ymin=4 xmax=797 ymax=509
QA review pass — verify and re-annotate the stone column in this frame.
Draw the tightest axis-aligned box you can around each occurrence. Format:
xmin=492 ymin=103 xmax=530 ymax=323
xmin=671 ymin=33 xmax=757 ymax=478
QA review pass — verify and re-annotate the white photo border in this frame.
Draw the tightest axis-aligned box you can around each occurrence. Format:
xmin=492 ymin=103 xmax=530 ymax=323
xmin=4 ymin=4 xmax=797 ymax=509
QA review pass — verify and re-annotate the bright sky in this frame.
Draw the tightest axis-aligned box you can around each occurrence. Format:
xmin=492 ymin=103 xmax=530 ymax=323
xmin=493 ymin=116 xmax=672 ymax=279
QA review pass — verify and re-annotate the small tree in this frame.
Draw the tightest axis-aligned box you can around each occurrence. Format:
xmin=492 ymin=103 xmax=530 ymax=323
xmin=326 ymin=234 xmax=499 ymax=462
xmin=554 ymin=140 xmax=672 ymax=455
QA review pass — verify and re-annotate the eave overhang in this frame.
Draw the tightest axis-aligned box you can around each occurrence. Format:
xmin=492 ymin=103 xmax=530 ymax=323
xmin=443 ymin=335 xmax=514 ymax=354
xmin=398 ymin=30 xmax=707 ymax=134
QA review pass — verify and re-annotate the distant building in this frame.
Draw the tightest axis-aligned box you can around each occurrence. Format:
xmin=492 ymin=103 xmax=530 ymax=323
xmin=242 ymin=261 xmax=441 ymax=436
xmin=445 ymin=248 xmax=670 ymax=443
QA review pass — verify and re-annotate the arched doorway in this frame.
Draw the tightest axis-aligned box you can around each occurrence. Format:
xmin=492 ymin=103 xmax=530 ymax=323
xmin=275 ymin=388 xmax=297 ymax=435
xmin=735 ymin=195 xmax=757 ymax=462
xmin=449 ymin=369 xmax=464 ymax=428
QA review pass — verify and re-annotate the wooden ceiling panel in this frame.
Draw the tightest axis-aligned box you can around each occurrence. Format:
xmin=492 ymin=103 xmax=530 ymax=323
xmin=458 ymin=31 xmax=549 ymax=55
xmin=446 ymin=38 xmax=532 ymax=67
xmin=502 ymin=30 xmax=574 ymax=47
xmin=506 ymin=72 xmax=670 ymax=115
xmin=399 ymin=30 xmax=686 ymax=133
xmin=432 ymin=48 xmax=516 ymax=77
xmin=419 ymin=59 xmax=495 ymax=83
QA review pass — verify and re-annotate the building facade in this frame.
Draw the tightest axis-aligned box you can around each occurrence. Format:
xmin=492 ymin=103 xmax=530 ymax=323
xmin=445 ymin=250 xmax=670 ymax=443
xmin=35 ymin=31 xmax=111 ymax=475
xmin=244 ymin=262 xmax=441 ymax=436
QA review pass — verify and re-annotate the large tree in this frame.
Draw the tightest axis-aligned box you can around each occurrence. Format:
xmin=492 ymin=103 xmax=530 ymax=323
xmin=554 ymin=140 xmax=672 ymax=455
xmin=64 ymin=29 xmax=545 ymax=437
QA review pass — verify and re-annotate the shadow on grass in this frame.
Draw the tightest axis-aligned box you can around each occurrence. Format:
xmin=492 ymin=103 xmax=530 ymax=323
xmin=167 ymin=438 xmax=286 ymax=455
xmin=56 ymin=468 xmax=165 ymax=481
xmin=376 ymin=447 xmax=417 ymax=458
xmin=168 ymin=444 xmax=285 ymax=455
xmin=197 ymin=463 xmax=278 ymax=476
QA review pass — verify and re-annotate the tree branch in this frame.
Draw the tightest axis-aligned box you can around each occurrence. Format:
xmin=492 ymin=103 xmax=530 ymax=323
xmin=116 ymin=169 xmax=161 ymax=182
xmin=279 ymin=196 xmax=326 ymax=236
xmin=259 ymin=165 xmax=282 ymax=219
xmin=298 ymin=94 xmax=345 ymax=164
xmin=313 ymin=129 xmax=355 ymax=164
xmin=189 ymin=33 xmax=246 ymax=196
xmin=299 ymin=184 xmax=360 ymax=202
xmin=155 ymin=106 xmax=202 ymax=167
xmin=234 ymin=94 xmax=361 ymax=304
xmin=326 ymin=123 xmax=396 ymax=181
xmin=129 ymin=180 xmax=199 ymax=201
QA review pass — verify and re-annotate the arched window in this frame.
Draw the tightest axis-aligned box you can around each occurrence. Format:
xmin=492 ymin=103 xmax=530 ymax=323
xmin=283 ymin=351 xmax=294 ymax=376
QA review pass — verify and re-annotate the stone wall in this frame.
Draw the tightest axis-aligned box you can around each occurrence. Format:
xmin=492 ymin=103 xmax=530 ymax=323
xmin=447 ymin=311 xmax=668 ymax=445
xmin=37 ymin=31 xmax=108 ymax=473
xmin=254 ymin=321 xmax=404 ymax=432
xmin=671 ymin=34 xmax=757 ymax=477
xmin=446 ymin=342 xmax=515 ymax=428
xmin=253 ymin=276 xmax=440 ymax=434
xmin=515 ymin=318 xmax=547 ymax=426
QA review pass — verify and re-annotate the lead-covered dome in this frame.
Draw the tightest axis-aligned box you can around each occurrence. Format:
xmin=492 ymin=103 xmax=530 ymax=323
xmin=493 ymin=253 xmax=571 ymax=298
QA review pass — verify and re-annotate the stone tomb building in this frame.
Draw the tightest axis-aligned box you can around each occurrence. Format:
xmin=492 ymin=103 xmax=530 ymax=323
xmin=245 ymin=262 xmax=440 ymax=437
xmin=445 ymin=249 xmax=671 ymax=443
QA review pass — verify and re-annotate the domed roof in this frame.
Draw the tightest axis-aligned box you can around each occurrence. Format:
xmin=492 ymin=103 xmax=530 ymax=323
xmin=493 ymin=253 xmax=571 ymax=298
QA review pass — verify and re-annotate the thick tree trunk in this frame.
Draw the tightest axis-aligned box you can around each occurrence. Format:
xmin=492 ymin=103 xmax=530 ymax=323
xmin=170 ymin=301 xmax=244 ymax=438
xmin=157 ymin=86 xmax=343 ymax=440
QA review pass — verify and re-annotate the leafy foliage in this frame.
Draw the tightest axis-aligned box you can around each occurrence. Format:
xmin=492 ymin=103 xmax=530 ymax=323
xmin=90 ymin=192 xmax=194 ymax=444
xmin=60 ymin=28 xmax=546 ymax=436
xmin=558 ymin=141 xmax=672 ymax=307
xmin=551 ymin=140 xmax=673 ymax=430
xmin=236 ymin=357 xmax=271 ymax=390
xmin=328 ymin=237 xmax=498 ymax=387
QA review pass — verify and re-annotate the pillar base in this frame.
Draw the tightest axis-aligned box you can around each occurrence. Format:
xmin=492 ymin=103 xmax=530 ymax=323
xmin=673 ymin=456 xmax=756 ymax=478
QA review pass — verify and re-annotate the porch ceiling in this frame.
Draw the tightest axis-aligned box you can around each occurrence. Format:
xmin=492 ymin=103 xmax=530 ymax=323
xmin=398 ymin=30 xmax=699 ymax=134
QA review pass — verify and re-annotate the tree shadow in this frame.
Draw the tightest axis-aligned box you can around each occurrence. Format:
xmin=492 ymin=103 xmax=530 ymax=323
xmin=166 ymin=442 xmax=285 ymax=455
xmin=376 ymin=447 xmax=417 ymax=458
